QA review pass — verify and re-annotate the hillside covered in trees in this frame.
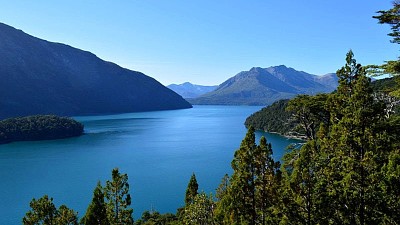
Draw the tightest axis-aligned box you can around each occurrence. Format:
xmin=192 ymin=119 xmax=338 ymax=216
xmin=245 ymin=76 xmax=399 ymax=138
xmin=0 ymin=115 xmax=83 ymax=144
xmin=244 ymin=99 xmax=297 ymax=136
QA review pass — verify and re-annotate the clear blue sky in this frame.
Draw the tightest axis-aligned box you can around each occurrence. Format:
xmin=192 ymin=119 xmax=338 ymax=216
xmin=0 ymin=0 xmax=397 ymax=85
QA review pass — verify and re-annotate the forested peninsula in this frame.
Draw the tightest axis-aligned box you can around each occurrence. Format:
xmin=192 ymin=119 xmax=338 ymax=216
xmin=0 ymin=115 xmax=84 ymax=144
xmin=244 ymin=99 xmax=298 ymax=137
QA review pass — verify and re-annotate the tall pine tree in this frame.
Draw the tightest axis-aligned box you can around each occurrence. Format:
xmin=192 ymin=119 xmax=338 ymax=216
xmin=22 ymin=195 xmax=78 ymax=225
xmin=318 ymin=51 xmax=391 ymax=224
xmin=254 ymin=136 xmax=281 ymax=225
xmin=183 ymin=192 xmax=216 ymax=225
xmin=104 ymin=168 xmax=134 ymax=225
xmin=185 ymin=173 xmax=199 ymax=206
xmin=81 ymin=181 xmax=109 ymax=225
xmin=229 ymin=127 xmax=280 ymax=225
xmin=22 ymin=195 xmax=58 ymax=225
xmin=230 ymin=127 xmax=257 ymax=224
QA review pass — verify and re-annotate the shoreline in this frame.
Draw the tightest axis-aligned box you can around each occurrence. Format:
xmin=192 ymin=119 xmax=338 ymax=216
xmin=264 ymin=131 xmax=307 ymax=141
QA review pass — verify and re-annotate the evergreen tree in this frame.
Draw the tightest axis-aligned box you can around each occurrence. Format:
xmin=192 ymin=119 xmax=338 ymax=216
xmin=374 ymin=0 xmax=400 ymax=45
xmin=185 ymin=173 xmax=199 ymax=206
xmin=278 ymin=51 xmax=400 ymax=224
xmin=104 ymin=168 xmax=134 ymax=225
xmin=134 ymin=210 xmax=178 ymax=225
xmin=183 ymin=192 xmax=216 ymax=225
xmin=56 ymin=205 xmax=79 ymax=225
xmin=228 ymin=127 xmax=280 ymax=225
xmin=280 ymin=139 xmax=325 ymax=225
xmin=22 ymin=195 xmax=78 ymax=225
xmin=81 ymin=181 xmax=109 ymax=225
xmin=215 ymin=174 xmax=230 ymax=203
xmin=286 ymin=94 xmax=330 ymax=140
xmin=281 ymin=93 xmax=333 ymax=225
xmin=317 ymin=51 xmax=392 ymax=224
xmin=379 ymin=149 xmax=400 ymax=224
xmin=230 ymin=126 xmax=257 ymax=224
xmin=253 ymin=136 xmax=281 ymax=225
xmin=23 ymin=195 xmax=57 ymax=225
xmin=369 ymin=1 xmax=400 ymax=96
xmin=214 ymin=174 xmax=232 ymax=224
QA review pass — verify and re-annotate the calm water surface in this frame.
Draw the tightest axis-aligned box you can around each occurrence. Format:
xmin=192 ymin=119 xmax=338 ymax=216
xmin=0 ymin=105 xmax=301 ymax=224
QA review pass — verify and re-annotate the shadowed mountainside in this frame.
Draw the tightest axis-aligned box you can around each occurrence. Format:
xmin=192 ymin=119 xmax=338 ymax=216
xmin=0 ymin=23 xmax=192 ymax=119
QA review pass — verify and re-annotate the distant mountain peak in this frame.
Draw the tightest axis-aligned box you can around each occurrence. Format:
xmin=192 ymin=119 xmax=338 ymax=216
xmin=271 ymin=65 xmax=289 ymax=69
xmin=250 ymin=67 xmax=263 ymax=72
xmin=189 ymin=66 xmax=338 ymax=106
xmin=167 ymin=83 xmax=218 ymax=99
xmin=266 ymin=65 xmax=298 ymax=74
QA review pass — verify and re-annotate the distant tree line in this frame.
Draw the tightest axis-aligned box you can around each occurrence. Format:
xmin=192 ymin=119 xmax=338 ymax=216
xmin=0 ymin=115 xmax=83 ymax=144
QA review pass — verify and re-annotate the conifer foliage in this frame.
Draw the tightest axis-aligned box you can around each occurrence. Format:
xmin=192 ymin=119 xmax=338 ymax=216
xmin=279 ymin=51 xmax=400 ymax=225
xmin=81 ymin=182 xmax=109 ymax=225
xmin=185 ymin=173 xmax=199 ymax=206
xmin=368 ymin=1 xmax=400 ymax=96
xmin=22 ymin=195 xmax=78 ymax=225
xmin=220 ymin=127 xmax=281 ymax=225
xmin=318 ymin=51 xmax=386 ymax=224
xmin=104 ymin=168 xmax=134 ymax=225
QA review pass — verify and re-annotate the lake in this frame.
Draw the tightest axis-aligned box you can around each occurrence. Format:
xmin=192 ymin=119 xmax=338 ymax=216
xmin=0 ymin=105 xmax=301 ymax=224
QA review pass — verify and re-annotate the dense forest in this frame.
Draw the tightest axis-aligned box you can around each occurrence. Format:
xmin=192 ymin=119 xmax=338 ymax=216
xmin=21 ymin=3 xmax=400 ymax=225
xmin=0 ymin=115 xmax=83 ymax=144
xmin=244 ymin=99 xmax=296 ymax=136
xmin=245 ymin=77 xmax=399 ymax=138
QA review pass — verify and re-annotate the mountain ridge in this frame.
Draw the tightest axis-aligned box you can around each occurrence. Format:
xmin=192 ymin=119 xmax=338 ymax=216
xmin=0 ymin=22 xmax=192 ymax=119
xmin=189 ymin=66 xmax=338 ymax=105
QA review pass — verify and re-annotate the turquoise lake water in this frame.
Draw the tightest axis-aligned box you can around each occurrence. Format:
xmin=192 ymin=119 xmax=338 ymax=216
xmin=0 ymin=105 xmax=301 ymax=224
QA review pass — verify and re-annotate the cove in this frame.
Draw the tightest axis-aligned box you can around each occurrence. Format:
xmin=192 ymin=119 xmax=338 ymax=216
xmin=0 ymin=105 xmax=301 ymax=224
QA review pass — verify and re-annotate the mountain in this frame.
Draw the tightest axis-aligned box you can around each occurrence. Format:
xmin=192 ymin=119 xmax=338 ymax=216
xmin=0 ymin=23 xmax=191 ymax=119
xmin=167 ymin=82 xmax=217 ymax=98
xmin=189 ymin=66 xmax=338 ymax=105
xmin=313 ymin=73 xmax=338 ymax=90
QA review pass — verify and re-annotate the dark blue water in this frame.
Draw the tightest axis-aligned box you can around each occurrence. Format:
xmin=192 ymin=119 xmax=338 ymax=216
xmin=0 ymin=105 xmax=300 ymax=224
